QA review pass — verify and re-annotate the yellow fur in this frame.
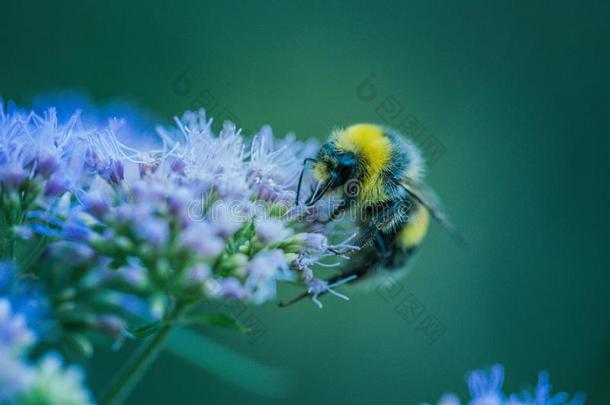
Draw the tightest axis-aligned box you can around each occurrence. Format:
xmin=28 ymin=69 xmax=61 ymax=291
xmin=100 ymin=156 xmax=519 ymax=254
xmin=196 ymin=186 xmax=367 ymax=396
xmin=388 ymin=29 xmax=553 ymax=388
xmin=398 ymin=205 xmax=430 ymax=248
xmin=334 ymin=124 xmax=392 ymax=203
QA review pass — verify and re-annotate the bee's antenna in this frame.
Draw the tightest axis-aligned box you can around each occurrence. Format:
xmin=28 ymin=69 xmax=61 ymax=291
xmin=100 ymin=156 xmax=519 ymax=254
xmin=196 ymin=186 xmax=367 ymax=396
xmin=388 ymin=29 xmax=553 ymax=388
xmin=296 ymin=158 xmax=317 ymax=206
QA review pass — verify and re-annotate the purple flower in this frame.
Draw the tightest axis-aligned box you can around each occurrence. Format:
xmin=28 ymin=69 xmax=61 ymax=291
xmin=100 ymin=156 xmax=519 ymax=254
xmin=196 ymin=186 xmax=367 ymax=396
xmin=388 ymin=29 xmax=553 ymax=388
xmin=83 ymin=148 xmax=103 ymax=173
xmin=0 ymin=163 xmax=27 ymax=189
xmin=245 ymin=249 xmax=292 ymax=304
xmin=43 ymin=174 xmax=70 ymax=197
xmin=428 ymin=364 xmax=585 ymax=405
xmin=0 ymin=349 xmax=34 ymax=402
xmin=254 ymin=217 xmax=292 ymax=244
xmin=92 ymin=290 xmax=155 ymax=320
xmin=0 ymin=298 xmax=36 ymax=353
xmin=530 ymin=371 xmax=586 ymax=405
xmin=297 ymin=233 xmax=329 ymax=251
xmin=209 ymin=202 xmax=250 ymax=239
xmin=187 ymin=264 xmax=211 ymax=284
xmin=138 ymin=160 xmax=159 ymax=177
xmin=0 ymin=267 xmax=51 ymax=338
xmin=305 ymin=275 xmax=355 ymax=309
xmin=136 ymin=218 xmax=169 ymax=247
xmin=468 ymin=364 xmax=504 ymax=404
xmin=1 ymin=106 xmax=92 ymax=196
xmin=62 ymin=216 xmax=94 ymax=242
xmin=82 ymin=188 xmax=111 ymax=218
xmin=93 ymin=315 xmax=126 ymax=342
xmin=33 ymin=151 xmax=60 ymax=179
xmin=1 ymin=101 xmax=343 ymax=324
xmin=214 ymin=277 xmax=249 ymax=300
xmin=170 ymin=158 xmax=186 ymax=176
xmin=89 ymin=262 xmax=147 ymax=288
xmin=97 ymin=158 xmax=125 ymax=184
xmin=26 ymin=352 xmax=95 ymax=405
xmin=247 ymin=126 xmax=307 ymax=202
xmin=167 ymin=186 xmax=195 ymax=223
xmin=179 ymin=222 xmax=225 ymax=257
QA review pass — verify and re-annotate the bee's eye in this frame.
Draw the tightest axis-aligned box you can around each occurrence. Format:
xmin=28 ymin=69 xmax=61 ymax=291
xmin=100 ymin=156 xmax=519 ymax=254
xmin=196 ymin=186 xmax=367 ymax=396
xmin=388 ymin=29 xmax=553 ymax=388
xmin=336 ymin=153 xmax=356 ymax=175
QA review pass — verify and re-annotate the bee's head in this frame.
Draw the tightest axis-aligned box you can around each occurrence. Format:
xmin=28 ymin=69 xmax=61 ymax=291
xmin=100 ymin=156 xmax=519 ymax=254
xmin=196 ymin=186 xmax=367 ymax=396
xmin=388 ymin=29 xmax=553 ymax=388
xmin=304 ymin=143 xmax=358 ymax=206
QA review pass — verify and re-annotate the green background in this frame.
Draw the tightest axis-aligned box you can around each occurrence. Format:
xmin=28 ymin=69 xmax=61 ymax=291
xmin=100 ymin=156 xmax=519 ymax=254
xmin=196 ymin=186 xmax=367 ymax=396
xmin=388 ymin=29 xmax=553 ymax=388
xmin=2 ymin=0 xmax=609 ymax=403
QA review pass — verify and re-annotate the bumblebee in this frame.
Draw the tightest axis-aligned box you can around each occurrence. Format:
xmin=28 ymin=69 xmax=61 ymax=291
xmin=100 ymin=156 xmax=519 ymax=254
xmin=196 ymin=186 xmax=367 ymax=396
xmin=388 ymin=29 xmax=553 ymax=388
xmin=281 ymin=123 xmax=461 ymax=306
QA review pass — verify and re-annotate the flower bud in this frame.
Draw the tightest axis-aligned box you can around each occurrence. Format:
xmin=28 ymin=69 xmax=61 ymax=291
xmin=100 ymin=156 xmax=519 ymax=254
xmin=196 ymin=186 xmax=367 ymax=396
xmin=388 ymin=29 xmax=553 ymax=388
xmin=94 ymin=315 xmax=126 ymax=341
xmin=44 ymin=175 xmax=69 ymax=197
xmin=108 ymin=160 xmax=124 ymax=184
xmin=284 ymin=233 xmax=329 ymax=253
xmin=254 ymin=217 xmax=292 ymax=244
xmin=0 ymin=165 xmax=27 ymax=189
xmin=82 ymin=189 xmax=110 ymax=218
xmin=170 ymin=158 xmax=186 ymax=176
xmin=301 ymin=233 xmax=328 ymax=251
xmin=34 ymin=152 xmax=59 ymax=178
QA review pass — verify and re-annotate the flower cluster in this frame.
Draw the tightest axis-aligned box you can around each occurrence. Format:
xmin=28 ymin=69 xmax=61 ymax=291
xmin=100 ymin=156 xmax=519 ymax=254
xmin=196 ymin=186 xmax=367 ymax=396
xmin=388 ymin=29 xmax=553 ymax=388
xmin=425 ymin=364 xmax=585 ymax=405
xmin=0 ymin=102 xmax=357 ymax=403
xmin=0 ymin=297 xmax=93 ymax=404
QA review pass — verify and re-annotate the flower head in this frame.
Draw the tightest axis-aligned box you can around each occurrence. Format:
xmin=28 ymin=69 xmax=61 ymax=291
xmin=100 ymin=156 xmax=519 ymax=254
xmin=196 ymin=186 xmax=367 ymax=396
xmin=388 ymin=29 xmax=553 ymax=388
xmin=427 ymin=364 xmax=585 ymax=405
xmin=245 ymin=249 xmax=293 ymax=304
xmin=468 ymin=364 xmax=504 ymax=405
xmin=21 ymin=352 xmax=94 ymax=405
xmin=0 ymin=349 xmax=35 ymax=402
xmin=0 ymin=298 xmax=36 ymax=354
xmin=254 ymin=217 xmax=293 ymax=244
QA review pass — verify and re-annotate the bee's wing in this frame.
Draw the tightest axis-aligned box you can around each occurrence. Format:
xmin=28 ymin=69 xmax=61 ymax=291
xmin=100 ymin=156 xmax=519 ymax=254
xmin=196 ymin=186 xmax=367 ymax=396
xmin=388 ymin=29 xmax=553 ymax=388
xmin=401 ymin=177 xmax=468 ymax=247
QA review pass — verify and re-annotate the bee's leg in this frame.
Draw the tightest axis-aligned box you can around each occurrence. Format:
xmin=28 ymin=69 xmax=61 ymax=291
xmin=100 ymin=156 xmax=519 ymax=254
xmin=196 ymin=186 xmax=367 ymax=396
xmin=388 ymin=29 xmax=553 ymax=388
xmin=350 ymin=226 xmax=379 ymax=250
xmin=374 ymin=232 xmax=391 ymax=259
xmin=279 ymin=258 xmax=378 ymax=307
xmin=349 ymin=202 xmax=405 ymax=251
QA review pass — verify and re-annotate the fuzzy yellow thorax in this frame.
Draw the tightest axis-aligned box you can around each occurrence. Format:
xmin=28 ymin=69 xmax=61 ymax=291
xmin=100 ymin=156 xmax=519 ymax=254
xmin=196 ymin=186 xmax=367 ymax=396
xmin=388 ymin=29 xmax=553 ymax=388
xmin=334 ymin=124 xmax=392 ymax=203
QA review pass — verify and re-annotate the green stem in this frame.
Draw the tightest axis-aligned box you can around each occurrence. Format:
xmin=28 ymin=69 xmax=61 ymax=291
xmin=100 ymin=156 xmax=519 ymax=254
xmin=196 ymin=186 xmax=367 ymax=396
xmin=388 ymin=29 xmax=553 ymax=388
xmin=101 ymin=301 xmax=187 ymax=405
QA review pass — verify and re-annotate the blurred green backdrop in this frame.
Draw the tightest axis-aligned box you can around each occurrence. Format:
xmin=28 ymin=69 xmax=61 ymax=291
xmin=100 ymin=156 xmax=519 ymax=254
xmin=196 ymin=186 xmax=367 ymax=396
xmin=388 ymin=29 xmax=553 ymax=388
xmin=2 ymin=0 xmax=609 ymax=403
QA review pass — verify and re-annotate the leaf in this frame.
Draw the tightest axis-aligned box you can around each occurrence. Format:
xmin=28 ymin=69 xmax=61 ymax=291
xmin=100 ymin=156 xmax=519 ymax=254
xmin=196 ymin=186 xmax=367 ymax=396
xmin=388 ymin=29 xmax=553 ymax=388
xmin=166 ymin=327 xmax=295 ymax=398
xmin=180 ymin=313 xmax=250 ymax=333
xmin=126 ymin=320 xmax=161 ymax=339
